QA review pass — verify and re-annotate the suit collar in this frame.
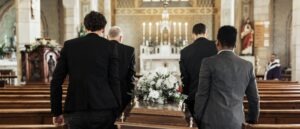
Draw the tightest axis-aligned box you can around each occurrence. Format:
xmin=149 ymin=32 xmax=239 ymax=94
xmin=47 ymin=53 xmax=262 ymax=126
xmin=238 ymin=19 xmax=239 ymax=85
xmin=110 ymin=40 xmax=120 ymax=44
xmin=218 ymin=49 xmax=234 ymax=55
xmin=194 ymin=37 xmax=208 ymax=42
xmin=218 ymin=50 xmax=235 ymax=56
xmin=86 ymin=33 xmax=101 ymax=37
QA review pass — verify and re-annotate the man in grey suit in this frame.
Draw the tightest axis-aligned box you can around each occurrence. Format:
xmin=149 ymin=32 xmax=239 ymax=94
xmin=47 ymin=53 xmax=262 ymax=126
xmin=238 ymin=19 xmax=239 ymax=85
xmin=194 ymin=26 xmax=260 ymax=129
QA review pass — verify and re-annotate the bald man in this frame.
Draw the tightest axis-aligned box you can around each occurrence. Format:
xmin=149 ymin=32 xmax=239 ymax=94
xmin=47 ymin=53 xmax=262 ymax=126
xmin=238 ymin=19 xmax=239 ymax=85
xmin=108 ymin=26 xmax=135 ymax=114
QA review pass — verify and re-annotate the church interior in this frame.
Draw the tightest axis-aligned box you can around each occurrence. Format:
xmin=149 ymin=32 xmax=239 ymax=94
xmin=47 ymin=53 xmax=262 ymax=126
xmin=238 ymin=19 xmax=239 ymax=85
xmin=0 ymin=0 xmax=300 ymax=128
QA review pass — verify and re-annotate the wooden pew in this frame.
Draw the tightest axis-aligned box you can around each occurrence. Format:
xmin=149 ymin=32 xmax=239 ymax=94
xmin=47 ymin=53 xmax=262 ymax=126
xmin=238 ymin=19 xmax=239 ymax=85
xmin=0 ymin=125 xmax=61 ymax=129
xmin=257 ymin=80 xmax=298 ymax=84
xmin=243 ymin=123 xmax=300 ymax=129
xmin=0 ymin=109 xmax=52 ymax=124
xmin=1 ymin=100 xmax=299 ymax=110
xmin=116 ymin=122 xmax=195 ymax=129
xmin=0 ymin=95 xmax=66 ymax=101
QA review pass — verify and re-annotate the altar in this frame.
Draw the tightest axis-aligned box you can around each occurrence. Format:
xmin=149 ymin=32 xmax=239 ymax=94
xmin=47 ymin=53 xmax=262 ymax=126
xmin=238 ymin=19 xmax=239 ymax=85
xmin=139 ymin=1 xmax=188 ymax=75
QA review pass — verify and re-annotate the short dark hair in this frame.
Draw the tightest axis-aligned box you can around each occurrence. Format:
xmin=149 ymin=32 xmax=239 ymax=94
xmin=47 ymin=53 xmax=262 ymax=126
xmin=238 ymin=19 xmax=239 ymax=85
xmin=84 ymin=11 xmax=107 ymax=32
xmin=192 ymin=23 xmax=206 ymax=35
xmin=217 ymin=26 xmax=237 ymax=48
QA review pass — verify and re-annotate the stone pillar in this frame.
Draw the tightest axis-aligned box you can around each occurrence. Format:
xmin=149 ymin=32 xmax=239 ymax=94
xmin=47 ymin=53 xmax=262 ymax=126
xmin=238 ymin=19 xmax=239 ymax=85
xmin=90 ymin=0 xmax=98 ymax=11
xmin=253 ymin=0 xmax=271 ymax=76
xmin=15 ymin=0 xmax=41 ymax=84
xmin=16 ymin=0 xmax=41 ymax=49
xmin=63 ymin=0 xmax=80 ymax=41
xmin=291 ymin=0 xmax=300 ymax=81
xmin=220 ymin=0 xmax=235 ymax=26
xmin=104 ymin=0 xmax=113 ymax=35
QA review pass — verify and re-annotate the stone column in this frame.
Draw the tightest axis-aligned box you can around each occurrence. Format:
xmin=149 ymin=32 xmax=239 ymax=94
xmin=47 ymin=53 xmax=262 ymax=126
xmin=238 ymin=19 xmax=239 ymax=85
xmin=253 ymin=0 xmax=271 ymax=76
xmin=15 ymin=0 xmax=41 ymax=84
xmin=16 ymin=0 xmax=41 ymax=49
xmin=291 ymin=0 xmax=300 ymax=81
xmin=103 ymin=0 xmax=113 ymax=35
xmin=90 ymin=0 xmax=98 ymax=11
xmin=63 ymin=0 xmax=80 ymax=41
xmin=220 ymin=0 xmax=235 ymax=26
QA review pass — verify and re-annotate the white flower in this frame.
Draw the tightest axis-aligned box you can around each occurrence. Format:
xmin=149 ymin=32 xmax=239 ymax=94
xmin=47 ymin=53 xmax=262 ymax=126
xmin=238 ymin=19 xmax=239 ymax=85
xmin=164 ymin=80 xmax=173 ymax=89
xmin=157 ymin=98 xmax=164 ymax=104
xmin=174 ymin=92 xmax=180 ymax=98
xmin=156 ymin=79 xmax=163 ymax=88
xmin=49 ymin=40 xmax=58 ymax=46
xmin=41 ymin=39 xmax=47 ymax=45
xmin=147 ymin=72 xmax=156 ymax=81
xmin=155 ymin=67 xmax=169 ymax=75
xmin=150 ymin=81 xmax=155 ymax=86
xmin=148 ymin=90 xmax=160 ymax=99
xmin=168 ymin=75 xmax=177 ymax=84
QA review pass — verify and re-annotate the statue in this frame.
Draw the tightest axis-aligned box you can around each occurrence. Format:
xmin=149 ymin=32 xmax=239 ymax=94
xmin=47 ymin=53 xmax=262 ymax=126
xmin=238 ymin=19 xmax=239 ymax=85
xmin=241 ymin=18 xmax=254 ymax=55
xmin=47 ymin=55 xmax=56 ymax=81
xmin=31 ymin=56 xmax=41 ymax=81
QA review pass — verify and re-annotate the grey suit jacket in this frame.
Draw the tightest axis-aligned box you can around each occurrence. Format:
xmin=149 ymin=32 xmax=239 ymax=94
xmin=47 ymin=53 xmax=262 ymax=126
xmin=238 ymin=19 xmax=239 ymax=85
xmin=194 ymin=51 xmax=260 ymax=129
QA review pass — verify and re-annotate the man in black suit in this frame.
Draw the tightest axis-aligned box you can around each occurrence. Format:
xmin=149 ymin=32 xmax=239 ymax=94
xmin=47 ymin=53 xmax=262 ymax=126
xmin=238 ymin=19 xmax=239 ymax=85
xmin=50 ymin=11 xmax=121 ymax=129
xmin=108 ymin=26 xmax=135 ymax=114
xmin=180 ymin=23 xmax=217 ymax=117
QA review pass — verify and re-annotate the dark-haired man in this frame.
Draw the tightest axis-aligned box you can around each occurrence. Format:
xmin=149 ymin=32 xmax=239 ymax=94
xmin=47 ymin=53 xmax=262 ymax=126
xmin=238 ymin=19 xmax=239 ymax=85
xmin=194 ymin=26 xmax=260 ymax=129
xmin=50 ymin=11 xmax=121 ymax=129
xmin=179 ymin=23 xmax=217 ymax=117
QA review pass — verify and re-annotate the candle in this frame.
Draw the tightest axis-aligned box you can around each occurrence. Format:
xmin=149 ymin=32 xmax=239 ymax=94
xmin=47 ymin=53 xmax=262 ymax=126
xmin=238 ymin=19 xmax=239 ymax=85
xmin=173 ymin=22 xmax=177 ymax=42
xmin=179 ymin=22 xmax=182 ymax=40
xmin=160 ymin=29 xmax=163 ymax=45
xmin=143 ymin=22 xmax=146 ymax=45
xmin=185 ymin=22 xmax=188 ymax=42
xmin=156 ymin=22 xmax=159 ymax=43
xmin=149 ymin=22 xmax=152 ymax=41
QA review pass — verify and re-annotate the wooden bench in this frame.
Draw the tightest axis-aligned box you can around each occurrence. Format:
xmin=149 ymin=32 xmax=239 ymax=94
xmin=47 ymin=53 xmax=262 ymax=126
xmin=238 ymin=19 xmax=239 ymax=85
xmin=0 ymin=125 xmax=61 ymax=129
xmin=243 ymin=123 xmax=300 ymax=129
xmin=0 ymin=95 xmax=66 ymax=101
xmin=116 ymin=122 xmax=195 ymax=129
xmin=0 ymin=109 xmax=52 ymax=124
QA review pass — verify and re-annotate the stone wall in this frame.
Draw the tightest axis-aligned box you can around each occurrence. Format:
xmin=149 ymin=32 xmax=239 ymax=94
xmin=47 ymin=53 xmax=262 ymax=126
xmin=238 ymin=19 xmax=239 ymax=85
xmin=272 ymin=0 xmax=292 ymax=68
xmin=41 ymin=0 xmax=62 ymax=43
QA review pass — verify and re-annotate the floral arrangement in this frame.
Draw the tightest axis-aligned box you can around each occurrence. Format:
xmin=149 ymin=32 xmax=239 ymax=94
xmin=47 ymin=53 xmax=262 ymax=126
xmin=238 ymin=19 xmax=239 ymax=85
xmin=27 ymin=38 xmax=60 ymax=52
xmin=136 ymin=68 xmax=184 ymax=104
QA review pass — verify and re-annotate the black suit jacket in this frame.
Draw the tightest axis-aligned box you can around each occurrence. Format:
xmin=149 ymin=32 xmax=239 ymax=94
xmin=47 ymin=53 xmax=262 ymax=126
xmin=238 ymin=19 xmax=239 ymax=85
xmin=111 ymin=40 xmax=135 ymax=111
xmin=50 ymin=33 xmax=121 ymax=116
xmin=180 ymin=38 xmax=217 ymax=100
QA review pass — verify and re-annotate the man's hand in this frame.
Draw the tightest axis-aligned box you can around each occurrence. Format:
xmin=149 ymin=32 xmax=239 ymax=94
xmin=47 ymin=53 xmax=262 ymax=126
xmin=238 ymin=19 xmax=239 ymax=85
xmin=52 ymin=115 xmax=64 ymax=126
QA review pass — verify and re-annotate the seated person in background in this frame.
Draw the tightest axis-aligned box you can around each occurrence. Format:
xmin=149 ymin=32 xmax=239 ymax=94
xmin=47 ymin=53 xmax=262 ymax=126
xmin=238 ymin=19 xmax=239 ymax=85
xmin=264 ymin=53 xmax=281 ymax=80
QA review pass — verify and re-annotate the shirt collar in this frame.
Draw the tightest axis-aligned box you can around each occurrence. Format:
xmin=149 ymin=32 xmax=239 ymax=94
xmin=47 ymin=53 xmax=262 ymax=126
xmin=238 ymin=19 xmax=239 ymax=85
xmin=217 ymin=49 xmax=234 ymax=55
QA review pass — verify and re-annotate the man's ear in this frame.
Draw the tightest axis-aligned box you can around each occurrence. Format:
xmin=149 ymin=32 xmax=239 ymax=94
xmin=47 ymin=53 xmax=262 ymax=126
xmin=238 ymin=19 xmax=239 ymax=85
xmin=216 ymin=41 xmax=221 ymax=50
xmin=119 ymin=35 xmax=123 ymax=43
xmin=192 ymin=34 xmax=196 ymax=40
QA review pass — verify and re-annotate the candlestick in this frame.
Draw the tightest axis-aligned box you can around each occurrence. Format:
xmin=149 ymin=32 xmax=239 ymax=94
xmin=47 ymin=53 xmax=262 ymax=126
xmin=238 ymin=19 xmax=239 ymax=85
xmin=143 ymin=22 xmax=146 ymax=45
xmin=179 ymin=22 xmax=182 ymax=40
xmin=149 ymin=22 xmax=152 ymax=41
xmin=173 ymin=22 xmax=177 ymax=43
xmin=185 ymin=22 xmax=188 ymax=42
xmin=156 ymin=22 xmax=159 ymax=43
xmin=160 ymin=29 xmax=163 ymax=45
